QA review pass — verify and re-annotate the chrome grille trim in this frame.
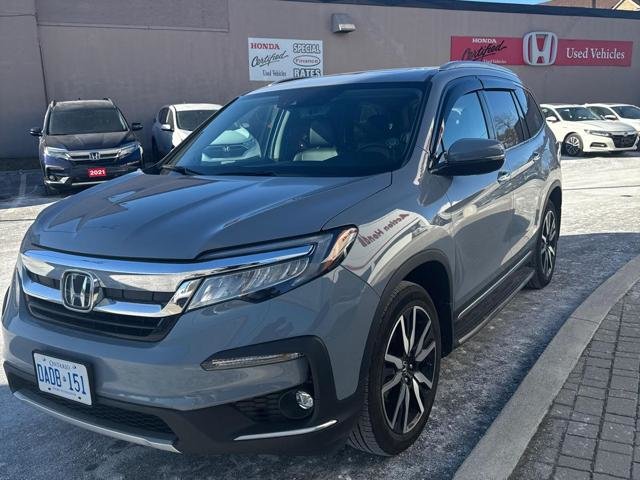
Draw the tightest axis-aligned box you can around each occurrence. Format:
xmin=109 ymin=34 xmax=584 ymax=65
xmin=18 ymin=245 xmax=313 ymax=318
xmin=20 ymin=246 xmax=313 ymax=292
xmin=67 ymin=148 xmax=121 ymax=161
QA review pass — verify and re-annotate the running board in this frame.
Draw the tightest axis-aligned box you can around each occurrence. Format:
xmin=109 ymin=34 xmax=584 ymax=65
xmin=456 ymin=266 xmax=534 ymax=344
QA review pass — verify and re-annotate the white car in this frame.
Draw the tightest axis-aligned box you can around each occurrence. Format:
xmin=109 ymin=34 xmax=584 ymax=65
xmin=586 ymin=103 xmax=640 ymax=144
xmin=151 ymin=103 xmax=222 ymax=159
xmin=540 ymin=103 xmax=638 ymax=156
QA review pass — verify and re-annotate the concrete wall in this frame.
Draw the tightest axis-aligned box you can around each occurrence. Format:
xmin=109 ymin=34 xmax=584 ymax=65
xmin=2 ymin=0 xmax=640 ymax=158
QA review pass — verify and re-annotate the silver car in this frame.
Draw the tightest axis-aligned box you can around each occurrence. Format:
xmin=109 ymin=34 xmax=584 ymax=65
xmin=3 ymin=62 xmax=561 ymax=456
xmin=151 ymin=103 xmax=222 ymax=160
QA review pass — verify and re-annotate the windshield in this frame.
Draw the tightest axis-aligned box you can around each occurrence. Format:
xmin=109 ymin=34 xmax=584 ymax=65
xmin=176 ymin=109 xmax=219 ymax=131
xmin=612 ymin=105 xmax=640 ymax=120
xmin=556 ymin=107 xmax=600 ymax=122
xmin=163 ymin=83 xmax=425 ymax=177
xmin=48 ymin=107 xmax=128 ymax=135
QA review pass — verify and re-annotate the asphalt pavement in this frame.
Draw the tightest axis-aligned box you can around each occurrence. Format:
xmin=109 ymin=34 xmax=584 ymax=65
xmin=1 ymin=153 xmax=639 ymax=480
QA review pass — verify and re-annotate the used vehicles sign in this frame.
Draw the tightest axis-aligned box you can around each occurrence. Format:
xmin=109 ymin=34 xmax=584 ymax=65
xmin=248 ymin=37 xmax=323 ymax=82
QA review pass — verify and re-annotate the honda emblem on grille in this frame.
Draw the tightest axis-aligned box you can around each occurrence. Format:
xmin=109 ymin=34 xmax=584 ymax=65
xmin=523 ymin=32 xmax=558 ymax=66
xmin=89 ymin=151 xmax=101 ymax=160
xmin=61 ymin=270 xmax=97 ymax=312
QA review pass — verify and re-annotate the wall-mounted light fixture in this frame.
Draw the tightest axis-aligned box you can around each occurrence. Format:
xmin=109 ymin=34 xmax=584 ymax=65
xmin=332 ymin=13 xmax=356 ymax=34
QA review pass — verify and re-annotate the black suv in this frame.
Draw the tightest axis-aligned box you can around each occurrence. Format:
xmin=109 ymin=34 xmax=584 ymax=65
xmin=29 ymin=99 xmax=144 ymax=194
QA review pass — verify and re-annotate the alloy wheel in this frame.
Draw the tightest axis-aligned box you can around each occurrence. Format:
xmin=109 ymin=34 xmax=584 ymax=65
xmin=381 ymin=305 xmax=437 ymax=434
xmin=565 ymin=136 xmax=581 ymax=156
xmin=540 ymin=209 xmax=557 ymax=278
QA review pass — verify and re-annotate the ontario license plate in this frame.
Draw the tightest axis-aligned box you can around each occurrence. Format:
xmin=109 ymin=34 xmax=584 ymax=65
xmin=33 ymin=353 xmax=92 ymax=405
xmin=88 ymin=167 xmax=107 ymax=178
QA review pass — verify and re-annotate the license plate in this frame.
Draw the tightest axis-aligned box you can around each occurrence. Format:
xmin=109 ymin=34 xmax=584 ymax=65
xmin=88 ymin=167 xmax=107 ymax=178
xmin=33 ymin=353 xmax=92 ymax=405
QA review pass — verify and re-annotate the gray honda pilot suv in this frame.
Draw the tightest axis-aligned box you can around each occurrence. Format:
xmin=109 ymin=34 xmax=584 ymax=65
xmin=3 ymin=62 xmax=561 ymax=456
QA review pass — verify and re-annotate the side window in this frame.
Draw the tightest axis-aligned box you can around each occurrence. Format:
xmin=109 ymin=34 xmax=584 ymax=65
xmin=514 ymin=88 xmax=544 ymax=137
xmin=484 ymin=90 xmax=525 ymax=149
xmin=158 ymin=108 xmax=168 ymax=124
xmin=541 ymin=107 xmax=557 ymax=121
xmin=589 ymin=106 xmax=612 ymax=119
xmin=441 ymin=92 xmax=489 ymax=151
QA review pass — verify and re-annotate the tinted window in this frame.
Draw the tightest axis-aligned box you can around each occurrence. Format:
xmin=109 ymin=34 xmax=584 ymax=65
xmin=515 ymin=89 xmax=544 ymax=137
xmin=165 ymin=84 xmax=425 ymax=177
xmin=441 ymin=92 xmax=488 ymax=150
xmin=48 ymin=107 xmax=128 ymax=135
xmin=612 ymin=105 xmax=640 ymax=119
xmin=541 ymin=107 xmax=558 ymax=120
xmin=484 ymin=90 xmax=525 ymax=149
xmin=176 ymin=109 xmax=218 ymax=131
xmin=556 ymin=107 xmax=600 ymax=122
xmin=589 ymin=106 xmax=614 ymax=119
xmin=158 ymin=108 xmax=169 ymax=123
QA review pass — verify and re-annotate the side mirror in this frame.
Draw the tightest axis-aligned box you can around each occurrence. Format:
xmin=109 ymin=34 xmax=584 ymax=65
xmin=160 ymin=123 xmax=173 ymax=132
xmin=29 ymin=127 xmax=42 ymax=137
xmin=546 ymin=116 xmax=558 ymax=123
xmin=131 ymin=122 xmax=143 ymax=131
xmin=433 ymin=138 xmax=505 ymax=176
xmin=604 ymin=114 xmax=617 ymax=121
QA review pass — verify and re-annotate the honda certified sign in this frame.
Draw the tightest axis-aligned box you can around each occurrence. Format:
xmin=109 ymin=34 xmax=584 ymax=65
xmin=451 ymin=33 xmax=632 ymax=67
xmin=248 ymin=37 xmax=323 ymax=82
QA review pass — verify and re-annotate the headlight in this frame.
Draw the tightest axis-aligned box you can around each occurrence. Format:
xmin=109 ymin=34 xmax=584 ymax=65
xmin=585 ymin=130 xmax=611 ymax=137
xmin=186 ymin=226 xmax=358 ymax=310
xmin=44 ymin=146 xmax=70 ymax=160
xmin=118 ymin=141 xmax=142 ymax=158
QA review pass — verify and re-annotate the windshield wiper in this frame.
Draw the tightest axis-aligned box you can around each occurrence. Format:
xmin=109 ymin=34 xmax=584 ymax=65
xmin=160 ymin=165 xmax=202 ymax=176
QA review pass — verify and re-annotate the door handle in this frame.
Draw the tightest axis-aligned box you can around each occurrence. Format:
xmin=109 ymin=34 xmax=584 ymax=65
xmin=531 ymin=152 xmax=541 ymax=162
xmin=497 ymin=170 xmax=511 ymax=183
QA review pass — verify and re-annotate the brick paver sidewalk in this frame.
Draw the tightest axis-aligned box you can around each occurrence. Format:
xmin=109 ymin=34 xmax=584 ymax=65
xmin=513 ymin=281 xmax=640 ymax=480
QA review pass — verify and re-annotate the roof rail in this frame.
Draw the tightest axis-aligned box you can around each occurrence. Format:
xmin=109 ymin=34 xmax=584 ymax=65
xmin=439 ymin=61 xmax=514 ymax=74
xmin=267 ymin=77 xmax=303 ymax=86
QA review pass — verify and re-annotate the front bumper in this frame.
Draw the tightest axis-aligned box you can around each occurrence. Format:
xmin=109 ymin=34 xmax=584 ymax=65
xmin=41 ymin=151 xmax=142 ymax=187
xmin=582 ymin=133 xmax=638 ymax=152
xmin=2 ymin=264 xmax=378 ymax=453
xmin=4 ymin=335 xmax=362 ymax=455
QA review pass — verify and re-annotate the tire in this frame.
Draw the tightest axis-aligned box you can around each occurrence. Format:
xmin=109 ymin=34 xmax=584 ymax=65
xmin=348 ymin=281 xmax=441 ymax=456
xmin=527 ymin=200 xmax=559 ymax=289
xmin=563 ymin=133 xmax=583 ymax=157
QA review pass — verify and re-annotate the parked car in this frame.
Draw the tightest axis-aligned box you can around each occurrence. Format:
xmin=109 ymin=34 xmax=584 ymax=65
xmin=586 ymin=103 xmax=640 ymax=147
xmin=5 ymin=62 xmax=561 ymax=456
xmin=29 ymin=99 xmax=143 ymax=194
xmin=540 ymin=103 xmax=638 ymax=156
xmin=151 ymin=103 xmax=222 ymax=160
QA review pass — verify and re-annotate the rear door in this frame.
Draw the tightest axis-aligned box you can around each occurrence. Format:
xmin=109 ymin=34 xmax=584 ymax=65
xmin=481 ymin=84 xmax=546 ymax=257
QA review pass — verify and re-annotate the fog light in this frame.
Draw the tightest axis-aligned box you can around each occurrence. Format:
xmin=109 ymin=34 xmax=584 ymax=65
xmin=48 ymin=175 xmax=56 ymax=181
xmin=296 ymin=390 xmax=314 ymax=410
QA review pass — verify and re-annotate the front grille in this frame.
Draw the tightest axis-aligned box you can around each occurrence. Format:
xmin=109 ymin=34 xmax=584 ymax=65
xmin=9 ymin=374 xmax=173 ymax=435
xmin=612 ymin=134 xmax=637 ymax=148
xmin=26 ymin=295 xmax=178 ymax=342
xmin=68 ymin=151 xmax=120 ymax=163
xmin=26 ymin=270 xmax=173 ymax=305
xmin=207 ymin=144 xmax=249 ymax=158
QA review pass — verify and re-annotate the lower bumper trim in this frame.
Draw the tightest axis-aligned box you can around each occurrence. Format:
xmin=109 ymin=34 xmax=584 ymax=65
xmin=234 ymin=419 xmax=338 ymax=441
xmin=13 ymin=390 xmax=179 ymax=453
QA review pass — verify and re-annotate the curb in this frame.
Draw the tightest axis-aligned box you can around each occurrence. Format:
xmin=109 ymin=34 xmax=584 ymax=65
xmin=454 ymin=253 xmax=640 ymax=480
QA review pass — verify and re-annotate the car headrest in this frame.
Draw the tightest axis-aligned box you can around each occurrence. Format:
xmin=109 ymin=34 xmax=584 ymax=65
xmin=309 ymin=120 xmax=335 ymax=147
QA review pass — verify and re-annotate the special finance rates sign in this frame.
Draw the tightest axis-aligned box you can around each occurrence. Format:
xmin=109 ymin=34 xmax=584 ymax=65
xmin=248 ymin=37 xmax=323 ymax=81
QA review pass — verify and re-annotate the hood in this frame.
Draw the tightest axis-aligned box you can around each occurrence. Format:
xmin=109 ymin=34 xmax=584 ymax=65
xmin=30 ymin=171 xmax=391 ymax=260
xmin=571 ymin=120 xmax=637 ymax=134
xmin=618 ymin=119 xmax=640 ymax=131
xmin=45 ymin=131 xmax=136 ymax=151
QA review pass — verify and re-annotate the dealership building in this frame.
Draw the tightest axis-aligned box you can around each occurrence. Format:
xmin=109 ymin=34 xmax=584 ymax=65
xmin=2 ymin=0 xmax=639 ymax=158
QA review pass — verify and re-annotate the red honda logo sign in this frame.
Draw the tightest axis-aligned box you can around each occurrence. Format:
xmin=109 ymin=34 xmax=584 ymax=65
xmin=523 ymin=32 xmax=558 ymax=66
